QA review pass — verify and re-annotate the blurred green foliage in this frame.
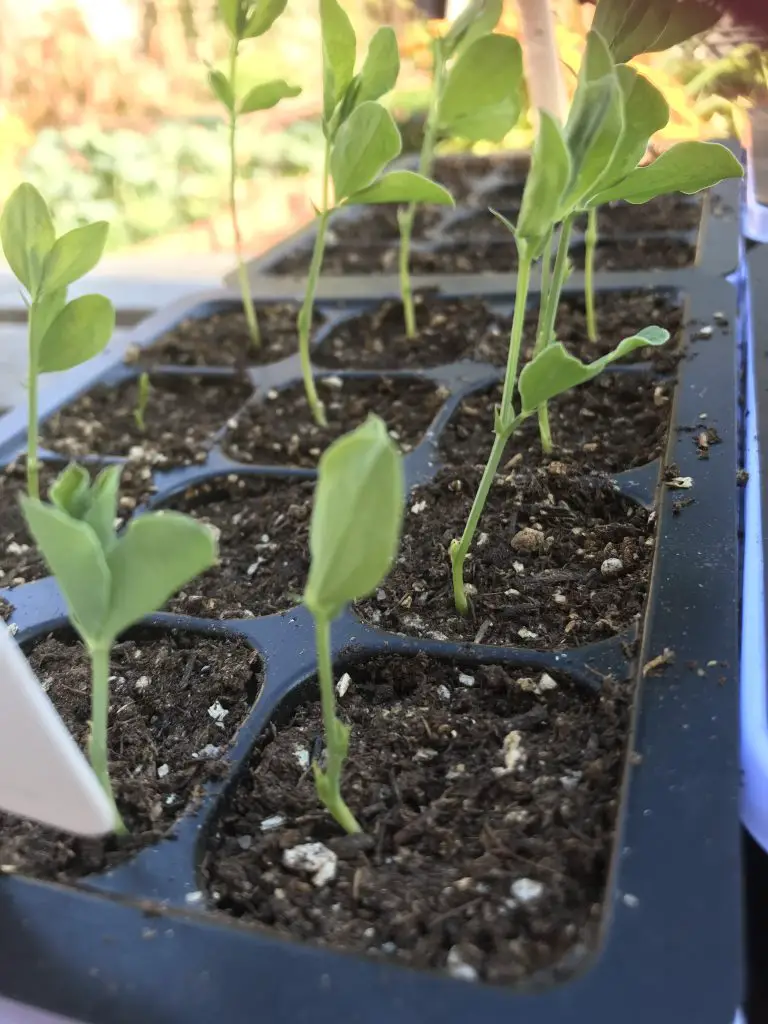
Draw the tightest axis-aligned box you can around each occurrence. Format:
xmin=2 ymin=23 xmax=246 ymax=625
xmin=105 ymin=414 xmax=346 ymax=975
xmin=19 ymin=118 xmax=325 ymax=250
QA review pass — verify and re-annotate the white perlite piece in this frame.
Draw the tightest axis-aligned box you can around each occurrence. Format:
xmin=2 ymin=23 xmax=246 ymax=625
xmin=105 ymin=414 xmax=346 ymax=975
xmin=135 ymin=675 xmax=150 ymax=691
xmin=293 ymin=746 xmax=310 ymax=769
xmin=260 ymin=814 xmax=285 ymax=832
xmin=411 ymin=500 xmax=427 ymax=514
xmin=207 ymin=700 xmax=229 ymax=726
xmin=457 ymin=671 xmax=475 ymax=687
xmin=282 ymin=842 xmax=338 ymax=887
xmin=667 ymin=476 xmax=694 ymax=490
xmin=336 ymin=673 xmax=352 ymax=698
xmin=511 ymin=878 xmax=544 ymax=903
xmin=446 ymin=947 xmax=478 ymax=983
xmin=622 ymin=892 xmax=639 ymax=908
xmin=157 ymin=764 xmax=170 ymax=779
xmin=437 ymin=684 xmax=451 ymax=702
xmin=492 ymin=731 xmax=524 ymax=777
xmin=600 ymin=558 xmax=624 ymax=578
xmin=518 ymin=627 xmax=538 ymax=640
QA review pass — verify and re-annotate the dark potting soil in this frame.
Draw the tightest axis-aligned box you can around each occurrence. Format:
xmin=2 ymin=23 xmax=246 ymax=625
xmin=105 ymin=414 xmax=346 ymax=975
xmin=40 ymin=374 xmax=251 ymax=465
xmin=163 ymin=475 xmax=314 ymax=619
xmin=0 ymin=630 xmax=259 ymax=880
xmin=572 ymin=238 xmax=696 ymax=272
xmin=441 ymin=207 xmax=522 ymax=239
xmin=314 ymin=291 xmax=684 ymax=372
xmin=0 ymin=461 xmax=62 ymax=588
xmin=203 ymin=652 xmax=630 ymax=985
xmin=439 ymin=375 xmax=670 ymax=475
xmin=222 ymin=376 xmax=446 ymax=468
xmin=356 ymin=467 xmax=653 ymax=648
xmin=574 ymin=194 xmax=702 ymax=234
xmin=133 ymin=304 xmax=313 ymax=369
xmin=327 ymin=206 xmax=442 ymax=245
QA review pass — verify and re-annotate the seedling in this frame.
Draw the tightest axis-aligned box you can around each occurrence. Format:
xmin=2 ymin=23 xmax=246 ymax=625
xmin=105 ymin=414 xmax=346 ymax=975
xmin=134 ymin=371 xmax=151 ymax=432
xmin=449 ymin=28 xmax=743 ymax=615
xmin=298 ymin=0 xmax=454 ymax=426
xmin=0 ymin=184 xmax=115 ymax=500
xmin=398 ymin=0 xmax=524 ymax=336
xmin=302 ymin=415 xmax=405 ymax=833
xmin=582 ymin=0 xmax=725 ymax=341
xmin=210 ymin=0 xmax=301 ymax=348
xmin=20 ymin=463 xmax=219 ymax=831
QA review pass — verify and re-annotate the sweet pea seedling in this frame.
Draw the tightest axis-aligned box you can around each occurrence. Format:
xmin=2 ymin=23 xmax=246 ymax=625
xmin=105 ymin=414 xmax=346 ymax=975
xmin=21 ymin=463 xmax=219 ymax=832
xmin=0 ymin=184 xmax=115 ymax=501
xmin=297 ymin=0 xmax=454 ymax=426
xmin=449 ymin=29 xmax=743 ymax=613
xmin=134 ymin=371 xmax=151 ymax=432
xmin=303 ymin=415 xmax=405 ymax=833
xmin=398 ymin=0 xmax=523 ymax=336
xmin=210 ymin=0 xmax=301 ymax=349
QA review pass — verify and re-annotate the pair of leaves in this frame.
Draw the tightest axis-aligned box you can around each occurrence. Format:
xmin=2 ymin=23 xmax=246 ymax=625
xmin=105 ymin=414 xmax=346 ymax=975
xmin=592 ymin=0 xmax=721 ymax=64
xmin=21 ymin=465 xmax=218 ymax=647
xmin=1 ymin=184 xmax=108 ymax=297
xmin=320 ymin=0 xmax=399 ymax=130
xmin=304 ymin=415 xmax=405 ymax=622
xmin=441 ymin=0 xmax=503 ymax=59
xmin=330 ymin=102 xmax=453 ymax=207
xmin=517 ymin=327 xmax=670 ymax=414
xmin=437 ymin=33 xmax=524 ymax=144
xmin=208 ymin=69 xmax=301 ymax=115
xmin=218 ymin=0 xmax=287 ymax=40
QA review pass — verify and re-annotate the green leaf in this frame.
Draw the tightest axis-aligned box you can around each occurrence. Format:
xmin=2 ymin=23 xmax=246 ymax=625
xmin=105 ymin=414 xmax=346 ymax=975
xmin=40 ymin=221 xmax=109 ymax=293
xmin=208 ymin=69 xmax=235 ymax=112
xmin=0 ymin=183 xmax=55 ymax=295
xmin=320 ymin=0 xmax=357 ymax=122
xmin=20 ymin=496 xmax=110 ymax=641
xmin=218 ymin=0 xmax=241 ymax=35
xmin=516 ymin=111 xmax=571 ymax=255
xmin=562 ymin=31 xmax=624 ymax=210
xmin=518 ymin=327 xmax=670 ymax=414
xmin=589 ymin=141 xmax=744 ymax=207
xmin=82 ymin=466 xmax=122 ymax=555
xmin=443 ymin=0 xmax=503 ymax=58
xmin=356 ymin=27 xmax=399 ymax=105
xmin=38 ymin=294 xmax=115 ymax=373
xmin=330 ymin=101 xmax=401 ymax=201
xmin=239 ymin=79 xmax=301 ymax=114
xmin=30 ymin=287 xmax=66 ymax=357
xmin=103 ymin=513 xmax=218 ymax=641
xmin=438 ymin=34 xmax=523 ymax=143
xmin=49 ymin=463 xmax=91 ymax=518
xmin=244 ymin=0 xmax=288 ymax=38
xmin=583 ymin=65 xmax=669 ymax=202
xmin=304 ymin=415 xmax=405 ymax=621
xmin=344 ymin=170 xmax=454 ymax=206
xmin=592 ymin=0 xmax=721 ymax=63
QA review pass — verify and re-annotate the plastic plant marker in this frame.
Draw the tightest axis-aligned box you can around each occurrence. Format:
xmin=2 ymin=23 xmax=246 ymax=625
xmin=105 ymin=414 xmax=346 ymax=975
xmin=0 ymin=625 xmax=114 ymax=836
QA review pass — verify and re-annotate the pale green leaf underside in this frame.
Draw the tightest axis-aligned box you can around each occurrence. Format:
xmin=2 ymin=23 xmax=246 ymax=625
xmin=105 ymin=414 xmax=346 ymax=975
xmin=40 ymin=221 xmax=109 ymax=293
xmin=438 ymin=34 xmax=523 ymax=143
xmin=356 ymin=26 xmax=399 ymax=105
xmin=239 ymin=79 xmax=301 ymax=114
xmin=344 ymin=170 xmax=454 ymax=206
xmin=330 ymin=101 xmax=401 ymax=201
xmin=519 ymin=327 xmax=670 ymax=413
xmin=38 ymin=294 xmax=115 ymax=373
xmin=516 ymin=111 xmax=572 ymax=253
xmin=0 ymin=183 xmax=55 ymax=294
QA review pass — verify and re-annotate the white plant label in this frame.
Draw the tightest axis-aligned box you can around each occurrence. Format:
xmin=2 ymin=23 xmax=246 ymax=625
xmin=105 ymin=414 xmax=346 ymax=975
xmin=0 ymin=625 xmax=114 ymax=835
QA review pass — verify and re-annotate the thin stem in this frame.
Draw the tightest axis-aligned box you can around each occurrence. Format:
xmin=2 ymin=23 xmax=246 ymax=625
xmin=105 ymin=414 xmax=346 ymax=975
xmin=585 ymin=207 xmax=598 ymax=342
xmin=88 ymin=643 xmax=126 ymax=834
xmin=398 ymin=44 xmax=445 ymax=339
xmin=297 ymin=138 xmax=331 ymax=426
xmin=228 ymin=37 xmax=260 ymax=348
xmin=313 ymin=616 xmax=361 ymax=834
xmin=449 ymin=249 xmax=533 ymax=614
xmin=26 ymin=305 xmax=39 ymax=501
xmin=534 ymin=215 xmax=575 ymax=454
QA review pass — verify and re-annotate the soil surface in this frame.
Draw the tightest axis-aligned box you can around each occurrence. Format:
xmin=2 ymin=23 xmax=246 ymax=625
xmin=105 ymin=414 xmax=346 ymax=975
xmin=134 ymin=305 xmax=313 ymax=369
xmin=0 ymin=630 xmax=259 ymax=880
xmin=439 ymin=375 xmax=670 ymax=474
xmin=573 ymin=238 xmax=696 ymax=271
xmin=328 ymin=206 xmax=442 ymax=245
xmin=41 ymin=374 xmax=251 ymax=465
xmin=314 ymin=292 xmax=684 ymax=372
xmin=0 ymin=461 xmax=62 ymax=588
xmin=356 ymin=467 xmax=653 ymax=648
xmin=222 ymin=376 xmax=446 ymax=468
xmin=441 ymin=207 xmax=522 ymax=239
xmin=203 ymin=652 xmax=630 ymax=985
xmin=574 ymin=195 xmax=702 ymax=234
xmin=164 ymin=474 xmax=314 ymax=620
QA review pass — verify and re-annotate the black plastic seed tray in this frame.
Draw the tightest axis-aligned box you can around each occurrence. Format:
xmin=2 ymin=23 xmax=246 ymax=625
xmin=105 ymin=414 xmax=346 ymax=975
xmin=0 ymin=200 xmax=744 ymax=1024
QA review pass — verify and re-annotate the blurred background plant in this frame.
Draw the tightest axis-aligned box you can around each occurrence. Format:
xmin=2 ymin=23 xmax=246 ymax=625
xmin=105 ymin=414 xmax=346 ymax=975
xmin=0 ymin=0 xmax=764 ymax=258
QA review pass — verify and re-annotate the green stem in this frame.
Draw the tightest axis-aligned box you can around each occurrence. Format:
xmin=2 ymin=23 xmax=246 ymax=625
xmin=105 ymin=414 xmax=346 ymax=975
xmin=449 ymin=249 xmax=533 ymax=614
xmin=585 ymin=206 xmax=598 ymax=343
xmin=534 ymin=214 xmax=575 ymax=453
xmin=228 ymin=38 xmax=260 ymax=348
xmin=88 ymin=643 xmax=126 ymax=834
xmin=26 ymin=306 xmax=39 ymax=501
xmin=313 ymin=616 xmax=361 ymax=834
xmin=297 ymin=139 xmax=331 ymax=427
xmin=398 ymin=44 xmax=445 ymax=339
